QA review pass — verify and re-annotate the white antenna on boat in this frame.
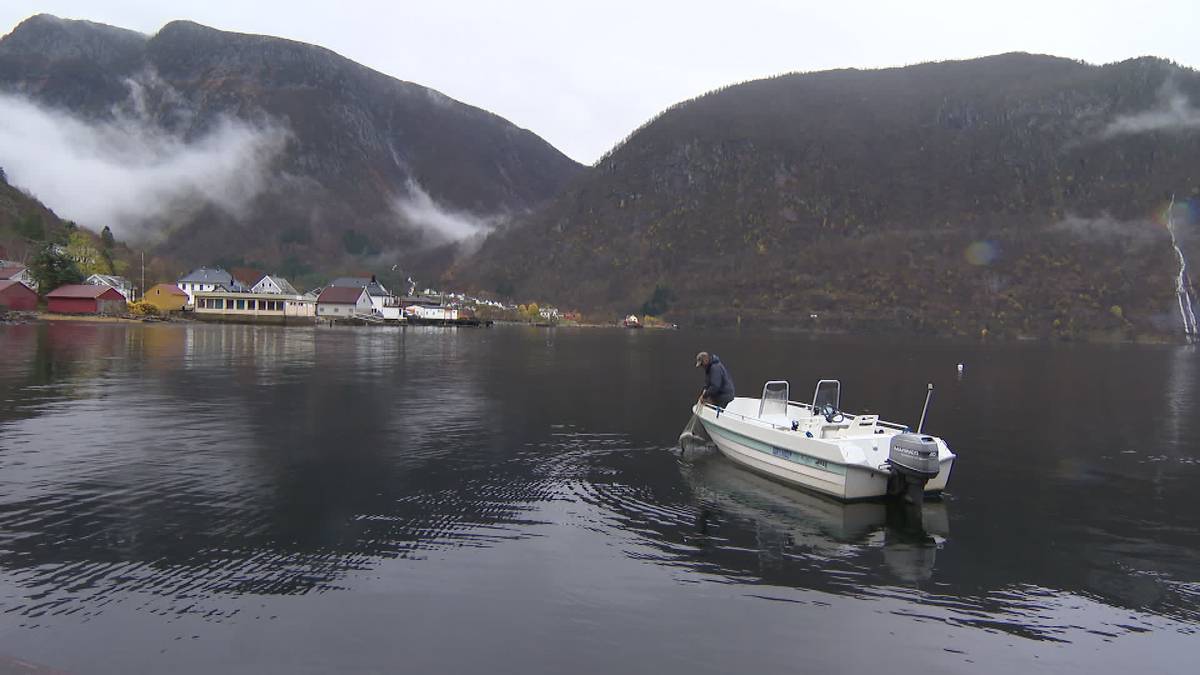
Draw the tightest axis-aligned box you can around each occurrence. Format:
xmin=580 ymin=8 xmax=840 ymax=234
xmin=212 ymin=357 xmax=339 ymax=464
xmin=917 ymin=383 xmax=934 ymax=434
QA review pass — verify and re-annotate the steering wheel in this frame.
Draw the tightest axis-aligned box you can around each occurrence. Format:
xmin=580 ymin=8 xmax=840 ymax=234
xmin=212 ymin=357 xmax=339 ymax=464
xmin=818 ymin=403 xmax=845 ymax=424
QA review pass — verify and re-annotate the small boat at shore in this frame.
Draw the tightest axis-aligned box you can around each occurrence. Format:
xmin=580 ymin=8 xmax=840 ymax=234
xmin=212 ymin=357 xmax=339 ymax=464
xmin=691 ymin=379 xmax=955 ymax=503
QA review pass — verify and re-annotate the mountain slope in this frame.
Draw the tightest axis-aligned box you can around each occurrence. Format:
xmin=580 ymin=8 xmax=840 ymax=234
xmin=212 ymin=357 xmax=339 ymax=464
xmin=461 ymin=54 xmax=1200 ymax=339
xmin=0 ymin=14 xmax=584 ymax=286
xmin=0 ymin=166 xmax=150 ymax=285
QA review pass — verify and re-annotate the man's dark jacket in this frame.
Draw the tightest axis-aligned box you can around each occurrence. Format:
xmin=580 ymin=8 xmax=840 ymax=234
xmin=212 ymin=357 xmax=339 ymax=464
xmin=704 ymin=355 xmax=736 ymax=403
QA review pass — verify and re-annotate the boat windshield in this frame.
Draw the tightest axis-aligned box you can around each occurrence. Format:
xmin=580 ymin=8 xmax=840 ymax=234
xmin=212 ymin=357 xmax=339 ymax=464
xmin=759 ymin=381 xmax=789 ymax=418
xmin=812 ymin=379 xmax=841 ymax=411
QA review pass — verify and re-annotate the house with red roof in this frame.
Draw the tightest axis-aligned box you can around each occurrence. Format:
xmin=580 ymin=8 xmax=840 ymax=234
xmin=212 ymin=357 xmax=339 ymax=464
xmin=0 ymin=261 xmax=36 ymax=291
xmin=46 ymin=284 xmax=128 ymax=315
xmin=316 ymin=285 xmax=372 ymax=318
xmin=0 ymin=280 xmax=37 ymax=311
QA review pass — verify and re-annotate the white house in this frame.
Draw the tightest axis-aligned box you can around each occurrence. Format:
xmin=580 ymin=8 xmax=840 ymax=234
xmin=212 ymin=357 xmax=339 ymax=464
xmin=328 ymin=276 xmax=392 ymax=314
xmin=405 ymin=305 xmax=458 ymax=321
xmin=0 ymin=261 xmax=36 ymax=291
xmin=251 ymin=275 xmax=299 ymax=295
xmin=177 ymin=267 xmax=236 ymax=307
xmin=316 ymin=285 xmax=372 ymax=318
xmin=85 ymin=274 xmax=135 ymax=301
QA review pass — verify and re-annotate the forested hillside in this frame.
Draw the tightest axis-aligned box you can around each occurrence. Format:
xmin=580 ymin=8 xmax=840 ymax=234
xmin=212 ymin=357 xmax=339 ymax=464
xmin=461 ymin=54 xmax=1200 ymax=339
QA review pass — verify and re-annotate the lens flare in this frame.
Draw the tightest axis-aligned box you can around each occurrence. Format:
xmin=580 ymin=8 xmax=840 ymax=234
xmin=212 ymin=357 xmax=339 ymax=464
xmin=965 ymin=241 xmax=999 ymax=266
xmin=1155 ymin=198 xmax=1197 ymax=229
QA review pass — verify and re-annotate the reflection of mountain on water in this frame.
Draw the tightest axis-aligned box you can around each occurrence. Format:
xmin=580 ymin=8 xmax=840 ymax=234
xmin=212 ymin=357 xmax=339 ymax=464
xmin=0 ymin=324 xmax=540 ymax=621
xmin=684 ymin=454 xmax=948 ymax=583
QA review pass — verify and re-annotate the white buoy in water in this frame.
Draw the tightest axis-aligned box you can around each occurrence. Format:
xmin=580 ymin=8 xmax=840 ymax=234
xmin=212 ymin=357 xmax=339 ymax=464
xmin=956 ymin=363 xmax=964 ymax=373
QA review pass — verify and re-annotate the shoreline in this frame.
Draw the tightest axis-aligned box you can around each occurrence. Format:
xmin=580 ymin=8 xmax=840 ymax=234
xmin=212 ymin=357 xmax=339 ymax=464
xmin=0 ymin=310 xmax=1189 ymax=345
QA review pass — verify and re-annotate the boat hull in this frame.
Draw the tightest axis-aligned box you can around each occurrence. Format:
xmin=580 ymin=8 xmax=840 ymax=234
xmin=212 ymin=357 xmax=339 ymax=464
xmin=698 ymin=404 xmax=954 ymax=502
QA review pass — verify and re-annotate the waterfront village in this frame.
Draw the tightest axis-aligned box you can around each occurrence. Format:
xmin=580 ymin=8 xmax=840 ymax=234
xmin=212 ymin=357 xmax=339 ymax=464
xmin=0 ymin=260 xmax=650 ymax=327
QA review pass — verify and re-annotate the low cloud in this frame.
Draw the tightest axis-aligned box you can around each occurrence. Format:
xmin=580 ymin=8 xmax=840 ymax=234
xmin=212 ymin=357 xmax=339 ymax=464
xmin=0 ymin=75 xmax=288 ymax=239
xmin=1103 ymin=82 xmax=1200 ymax=137
xmin=1051 ymin=213 xmax=1160 ymax=249
xmin=392 ymin=180 xmax=504 ymax=246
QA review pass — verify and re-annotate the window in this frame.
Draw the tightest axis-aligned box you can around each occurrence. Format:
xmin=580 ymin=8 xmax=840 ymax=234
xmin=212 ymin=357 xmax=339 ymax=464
xmin=236 ymin=299 xmax=245 ymax=310
xmin=216 ymin=298 xmax=225 ymax=309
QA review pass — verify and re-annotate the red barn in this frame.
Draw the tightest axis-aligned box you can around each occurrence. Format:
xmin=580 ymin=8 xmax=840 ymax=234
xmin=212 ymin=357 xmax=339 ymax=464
xmin=0 ymin=280 xmax=37 ymax=311
xmin=46 ymin=284 xmax=128 ymax=315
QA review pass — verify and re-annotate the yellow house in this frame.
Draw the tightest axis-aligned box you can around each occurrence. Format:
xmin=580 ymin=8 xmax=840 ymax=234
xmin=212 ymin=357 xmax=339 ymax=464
xmin=143 ymin=283 xmax=188 ymax=312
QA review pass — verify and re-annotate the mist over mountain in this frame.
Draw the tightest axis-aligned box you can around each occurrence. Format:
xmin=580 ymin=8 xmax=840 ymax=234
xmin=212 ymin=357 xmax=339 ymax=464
xmin=460 ymin=54 xmax=1200 ymax=339
xmin=0 ymin=14 xmax=583 ymax=285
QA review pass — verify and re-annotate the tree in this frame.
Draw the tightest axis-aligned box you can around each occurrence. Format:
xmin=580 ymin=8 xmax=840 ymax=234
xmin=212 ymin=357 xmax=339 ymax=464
xmin=30 ymin=244 xmax=83 ymax=294
xmin=640 ymin=284 xmax=674 ymax=317
xmin=100 ymin=226 xmax=114 ymax=250
xmin=65 ymin=231 xmax=112 ymax=275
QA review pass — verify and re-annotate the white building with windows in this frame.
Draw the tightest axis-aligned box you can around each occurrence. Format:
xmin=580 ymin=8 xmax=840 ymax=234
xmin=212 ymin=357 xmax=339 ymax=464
xmin=316 ymin=285 xmax=372 ymax=318
xmin=328 ymin=276 xmax=392 ymax=314
xmin=194 ymin=290 xmax=315 ymax=321
xmin=85 ymin=274 xmax=135 ymax=301
xmin=177 ymin=267 xmax=236 ymax=307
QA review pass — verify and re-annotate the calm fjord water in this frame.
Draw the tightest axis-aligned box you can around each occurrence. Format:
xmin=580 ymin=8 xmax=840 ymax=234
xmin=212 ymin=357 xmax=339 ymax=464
xmin=0 ymin=322 xmax=1196 ymax=673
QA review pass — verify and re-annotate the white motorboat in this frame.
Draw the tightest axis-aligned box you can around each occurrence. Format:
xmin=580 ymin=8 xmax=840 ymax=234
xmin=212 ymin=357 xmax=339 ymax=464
xmin=692 ymin=379 xmax=955 ymax=502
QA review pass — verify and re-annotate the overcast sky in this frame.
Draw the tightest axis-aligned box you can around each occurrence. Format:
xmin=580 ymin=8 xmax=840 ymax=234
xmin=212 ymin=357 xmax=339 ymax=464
xmin=2 ymin=1 xmax=1197 ymax=164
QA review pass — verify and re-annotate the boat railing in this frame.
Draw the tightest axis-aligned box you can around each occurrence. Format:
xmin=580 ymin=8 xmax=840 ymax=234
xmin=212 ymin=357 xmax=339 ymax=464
xmin=703 ymin=401 xmax=911 ymax=433
xmin=700 ymin=403 xmax=796 ymax=431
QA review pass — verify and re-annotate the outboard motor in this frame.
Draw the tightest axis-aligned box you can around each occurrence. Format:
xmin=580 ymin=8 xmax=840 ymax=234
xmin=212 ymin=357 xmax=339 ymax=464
xmin=887 ymin=433 xmax=940 ymax=505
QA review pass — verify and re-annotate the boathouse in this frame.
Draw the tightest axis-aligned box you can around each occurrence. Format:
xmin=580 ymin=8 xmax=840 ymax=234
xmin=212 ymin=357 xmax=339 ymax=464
xmin=46 ymin=284 xmax=128 ymax=315
xmin=0 ymin=280 xmax=37 ymax=311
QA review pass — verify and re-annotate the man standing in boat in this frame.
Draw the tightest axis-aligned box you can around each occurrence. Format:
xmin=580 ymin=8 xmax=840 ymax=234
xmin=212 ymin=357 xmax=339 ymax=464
xmin=696 ymin=352 xmax=736 ymax=408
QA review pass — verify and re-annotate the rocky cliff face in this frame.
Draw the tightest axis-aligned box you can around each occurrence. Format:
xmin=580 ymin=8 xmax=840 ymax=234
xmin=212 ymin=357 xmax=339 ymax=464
xmin=0 ymin=14 xmax=584 ymax=285
xmin=461 ymin=54 xmax=1200 ymax=339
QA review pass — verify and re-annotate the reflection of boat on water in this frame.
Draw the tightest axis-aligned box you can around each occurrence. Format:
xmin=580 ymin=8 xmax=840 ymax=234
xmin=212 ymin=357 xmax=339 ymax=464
xmin=693 ymin=379 xmax=955 ymax=502
xmin=683 ymin=452 xmax=948 ymax=582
